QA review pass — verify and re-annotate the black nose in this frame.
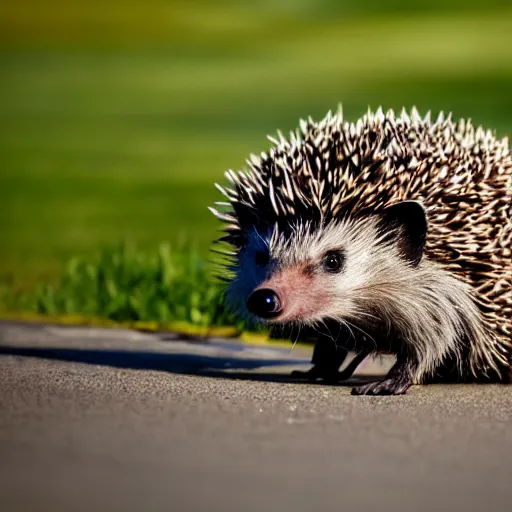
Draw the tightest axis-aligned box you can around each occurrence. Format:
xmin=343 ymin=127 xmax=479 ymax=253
xmin=246 ymin=288 xmax=282 ymax=319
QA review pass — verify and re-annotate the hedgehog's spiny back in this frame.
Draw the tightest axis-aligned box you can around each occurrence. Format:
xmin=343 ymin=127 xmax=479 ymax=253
xmin=210 ymin=106 xmax=512 ymax=340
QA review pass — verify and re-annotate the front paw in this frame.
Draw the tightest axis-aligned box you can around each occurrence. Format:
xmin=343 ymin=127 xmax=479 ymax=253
xmin=351 ymin=378 xmax=411 ymax=396
xmin=291 ymin=369 xmax=320 ymax=381
xmin=291 ymin=366 xmax=326 ymax=382
xmin=292 ymin=369 xmax=352 ymax=385
xmin=291 ymin=366 xmax=340 ymax=383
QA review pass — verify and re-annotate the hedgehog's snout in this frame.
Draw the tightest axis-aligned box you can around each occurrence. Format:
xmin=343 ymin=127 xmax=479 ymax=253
xmin=246 ymin=288 xmax=282 ymax=319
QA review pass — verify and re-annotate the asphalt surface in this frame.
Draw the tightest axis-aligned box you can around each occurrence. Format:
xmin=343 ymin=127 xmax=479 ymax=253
xmin=1 ymin=321 xmax=511 ymax=512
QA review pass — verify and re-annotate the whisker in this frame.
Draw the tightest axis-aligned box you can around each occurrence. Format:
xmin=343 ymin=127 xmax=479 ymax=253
xmin=344 ymin=319 xmax=378 ymax=351
xmin=338 ymin=318 xmax=356 ymax=347
xmin=290 ymin=323 xmax=302 ymax=353
xmin=320 ymin=319 xmax=338 ymax=348
xmin=309 ymin=322 xmax=330 ymax=345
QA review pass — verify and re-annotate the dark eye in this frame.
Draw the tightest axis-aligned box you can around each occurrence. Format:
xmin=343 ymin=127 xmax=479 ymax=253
xmin=321 ymin=250 xmax=344 ymax=273
xmin=255 ymin=250 xmax=270 ymax=266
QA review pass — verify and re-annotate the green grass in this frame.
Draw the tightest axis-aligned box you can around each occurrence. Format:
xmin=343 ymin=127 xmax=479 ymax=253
xmin=1 ymin=1 xmax=512 ymax=324
xmin=0 ymin=243 xmax=241 ymax=330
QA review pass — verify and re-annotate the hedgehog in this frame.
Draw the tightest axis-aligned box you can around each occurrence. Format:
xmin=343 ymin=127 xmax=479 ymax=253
xmin=209 ymin=105 xmax=512 ymax=395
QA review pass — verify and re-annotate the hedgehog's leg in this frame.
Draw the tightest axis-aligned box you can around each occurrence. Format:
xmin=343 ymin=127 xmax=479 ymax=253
xmin=325 ymin=350 xmax=370 ymax=384
xmin=351 ymin=354 xmax=416 ymax=396
xmin=291 ymin=338 xmax=348 ymax=382
xmin=292 ymin=343 xmax=369 ymax=383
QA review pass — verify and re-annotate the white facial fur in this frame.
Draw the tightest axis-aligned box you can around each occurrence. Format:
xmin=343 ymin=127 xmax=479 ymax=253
xmin=226 ymin=216 xmax=404 ymax=325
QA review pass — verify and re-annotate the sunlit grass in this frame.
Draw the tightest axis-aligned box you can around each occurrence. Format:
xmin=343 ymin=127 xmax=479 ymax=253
xmin=0 ymin=243 xmax=243 ymax=330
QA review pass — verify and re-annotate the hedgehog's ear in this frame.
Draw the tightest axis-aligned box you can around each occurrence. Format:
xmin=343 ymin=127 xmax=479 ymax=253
xmin=381 ymin=201 xmax=427 ymax=266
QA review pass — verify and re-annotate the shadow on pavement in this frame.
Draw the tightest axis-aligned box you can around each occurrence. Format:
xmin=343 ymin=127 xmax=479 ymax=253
xmin=0 ymin=345 xmax=377 ymax=385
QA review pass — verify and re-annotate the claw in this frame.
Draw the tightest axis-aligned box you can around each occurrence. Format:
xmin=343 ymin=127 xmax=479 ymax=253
xmin=351 ymin=378 xmax=411 ymax=396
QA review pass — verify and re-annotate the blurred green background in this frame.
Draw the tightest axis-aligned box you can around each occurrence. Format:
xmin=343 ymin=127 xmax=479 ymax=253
xmin=1 ymin=0 xmax=511 ymax=318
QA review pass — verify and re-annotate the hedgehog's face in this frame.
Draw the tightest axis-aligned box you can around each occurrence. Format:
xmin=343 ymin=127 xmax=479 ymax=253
xmin=225 ymin=201 xmax=428 ymax=327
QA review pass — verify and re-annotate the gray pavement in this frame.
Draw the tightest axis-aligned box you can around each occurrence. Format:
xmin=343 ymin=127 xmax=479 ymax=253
xmin=0 ymin=320 xmax=511 ymax=512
